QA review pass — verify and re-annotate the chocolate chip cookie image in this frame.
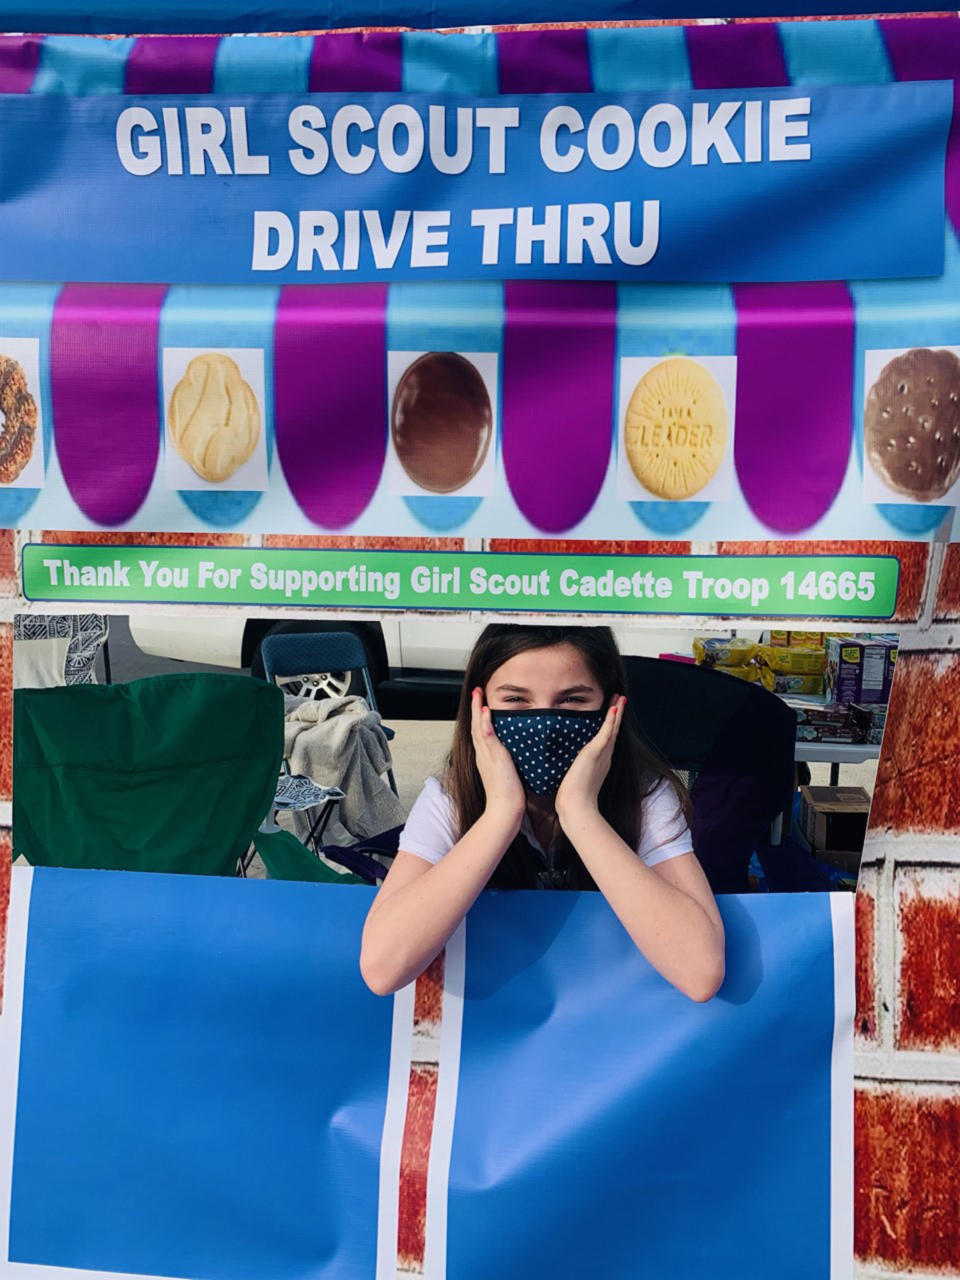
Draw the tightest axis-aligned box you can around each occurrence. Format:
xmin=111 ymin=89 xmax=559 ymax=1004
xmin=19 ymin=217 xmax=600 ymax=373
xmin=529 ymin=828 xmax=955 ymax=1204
xmin=864 ymin=347 xmax=960 ymax=502
xmin=167 ymin=352 xmax=261 ymax=484
xmin=623 ymin=356 xmax=728 ymax=500
xmin=0 ymin=353 xmax=37 ymax=484
xmin=391 ymin=352 xmax=492 ymax=493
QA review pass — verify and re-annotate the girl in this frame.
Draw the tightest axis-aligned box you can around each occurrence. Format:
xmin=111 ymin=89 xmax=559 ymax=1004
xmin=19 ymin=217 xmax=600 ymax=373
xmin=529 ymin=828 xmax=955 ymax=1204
xmin=360 ymin=624 xmax=724 ymax=1002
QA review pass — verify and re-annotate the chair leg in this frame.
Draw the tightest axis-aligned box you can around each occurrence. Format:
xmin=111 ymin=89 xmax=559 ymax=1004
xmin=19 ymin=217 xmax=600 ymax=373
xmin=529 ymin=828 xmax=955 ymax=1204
xmin=387 ymin=767 xmax=398 ymax=797
xmin=101 ymin=638 xmax=113 ymax=685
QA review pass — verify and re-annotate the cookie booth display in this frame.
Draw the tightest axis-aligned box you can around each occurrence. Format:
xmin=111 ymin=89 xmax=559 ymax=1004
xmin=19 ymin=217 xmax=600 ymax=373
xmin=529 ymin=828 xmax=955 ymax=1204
xmin=361 ymin=624 xmax=725 ymax=1003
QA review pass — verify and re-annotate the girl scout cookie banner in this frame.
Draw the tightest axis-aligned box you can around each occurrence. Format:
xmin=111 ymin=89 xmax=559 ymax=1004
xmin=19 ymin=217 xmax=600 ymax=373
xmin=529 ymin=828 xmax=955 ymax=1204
xmin=0 ymin=867 xmax=853 ymax=1280
xmin=0 ymin=22 xmax=959 ymax=541
xmin=0 ymin=85 xmax=948 ymax=284
xmin=22 ymin=546 xmax=899 ymax=617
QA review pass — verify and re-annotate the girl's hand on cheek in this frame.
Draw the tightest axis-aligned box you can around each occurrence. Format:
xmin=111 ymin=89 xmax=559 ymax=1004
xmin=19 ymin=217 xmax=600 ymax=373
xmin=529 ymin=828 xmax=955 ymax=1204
xmin=471 ymin=687 xmax=526 ymax=826
xmin=555 ymin=696 xmax=624 ymax=830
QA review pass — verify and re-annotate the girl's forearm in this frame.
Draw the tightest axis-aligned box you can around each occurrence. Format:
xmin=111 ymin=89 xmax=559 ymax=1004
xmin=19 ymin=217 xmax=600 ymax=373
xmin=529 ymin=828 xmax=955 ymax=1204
xmin=360 ymin=808 xmax=520 ymax=995
xmin=563 ymin=810 xmax=724 ymax=1002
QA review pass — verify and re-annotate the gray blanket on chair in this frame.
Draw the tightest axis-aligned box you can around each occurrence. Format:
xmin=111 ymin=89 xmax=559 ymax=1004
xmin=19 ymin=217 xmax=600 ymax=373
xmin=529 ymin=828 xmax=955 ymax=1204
xmin=283 ymin=695 xmax=405 ymax=845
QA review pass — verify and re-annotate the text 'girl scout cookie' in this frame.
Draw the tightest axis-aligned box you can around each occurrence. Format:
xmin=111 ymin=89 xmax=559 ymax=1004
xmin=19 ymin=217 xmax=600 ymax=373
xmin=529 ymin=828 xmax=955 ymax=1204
xmin=864 ymin=347 xmax=960 ymax=502
xmin=0 ymin=354 xmax=37 ymax=484
xmin=168 ymin=353 xmax=260 ymax=483
xmin=391 ymin=352 xmax=492 ymax=493
xmin=624 ymin=357 xmax=727 ymax=500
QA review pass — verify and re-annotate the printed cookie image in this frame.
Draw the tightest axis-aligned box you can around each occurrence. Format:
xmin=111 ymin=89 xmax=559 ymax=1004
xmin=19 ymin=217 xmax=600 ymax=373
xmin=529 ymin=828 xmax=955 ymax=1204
xmin=391 ymin=352 xmax=492 ymax=493
xmin=864 ymin=347 xmax=960 ymax=502
xmin=168 ymin=353 xmax=261 ymax=483
xmin=0 ymin=354 xmax=37 ymax=484
xmin=624 ymin=357 xmax=728 ymax=500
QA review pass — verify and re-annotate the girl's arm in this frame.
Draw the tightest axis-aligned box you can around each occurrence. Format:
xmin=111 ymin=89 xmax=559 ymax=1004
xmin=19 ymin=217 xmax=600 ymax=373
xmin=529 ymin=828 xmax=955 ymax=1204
xmin=360 ymin=690 xmax=525 ymax=996
xmin=555 ymin=698 xmax=725 ymax=1003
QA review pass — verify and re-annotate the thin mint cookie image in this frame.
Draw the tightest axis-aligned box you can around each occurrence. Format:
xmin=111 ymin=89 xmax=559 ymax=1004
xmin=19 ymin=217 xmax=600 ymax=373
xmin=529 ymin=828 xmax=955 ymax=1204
xmin=0 ymin=353 xmax=37 ymax=484
xmin=391 ymin=352 xmax=492 ymax=494
xmin=864 ymin=347 xmax=960 ymax=502
xmin=624 ymin=357 xmax=728 ymax=500
xmin=168 ymin=352 xmax=261 ymax=484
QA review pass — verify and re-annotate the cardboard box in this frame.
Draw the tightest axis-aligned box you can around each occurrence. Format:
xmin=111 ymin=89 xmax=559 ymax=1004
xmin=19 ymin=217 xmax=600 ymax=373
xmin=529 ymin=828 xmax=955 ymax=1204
xmin=769 ymin=630 xmax=790 ymax=647
xmin=789 ymin=631 xmax=825 ymax=648
xmin=825 ymin=637 xmax=890 ymax=705
xmin=800 ymin=786 xmax=871 ymax=853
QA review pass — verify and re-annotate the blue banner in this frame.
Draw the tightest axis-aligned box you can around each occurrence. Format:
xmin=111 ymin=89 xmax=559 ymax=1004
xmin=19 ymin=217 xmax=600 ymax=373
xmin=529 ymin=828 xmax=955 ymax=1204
xmin=0 ymin=1 xmax=947 ymax=34
xmin=0 ymin=866 xmax=853 ymax=1280
xmin=0 ymin=83 xmax=950 ymax=284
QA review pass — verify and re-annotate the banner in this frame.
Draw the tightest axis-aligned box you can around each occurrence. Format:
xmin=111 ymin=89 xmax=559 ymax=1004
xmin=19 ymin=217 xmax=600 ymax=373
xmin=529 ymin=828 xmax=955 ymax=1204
xmin=0 ymin=866 xmax=853 ymax=1280
xmin=0 ymin=23 xmax=958 ymax=540
xmin=21 ymin=545 xmax=901 ymax=616
xmin=0 ymin=85 xmax=949 ymax=284
xmin=0 ymin=1 xmax=948 ymax=33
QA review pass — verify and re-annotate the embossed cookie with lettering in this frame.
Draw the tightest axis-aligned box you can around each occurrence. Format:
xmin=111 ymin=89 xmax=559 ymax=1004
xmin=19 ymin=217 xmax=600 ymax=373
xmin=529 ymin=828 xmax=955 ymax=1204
xmin=168 ymin=353 xmax=261 ymax=483
xmin=624 ymin=357 xmax=728 ymax=500
xmin=0 ymin=354 xmax=37 ymax=484
xmin=864 ymin=347 xmax=960 ymax=502
xmin=391 ymin=351 xmax=492 ymax=493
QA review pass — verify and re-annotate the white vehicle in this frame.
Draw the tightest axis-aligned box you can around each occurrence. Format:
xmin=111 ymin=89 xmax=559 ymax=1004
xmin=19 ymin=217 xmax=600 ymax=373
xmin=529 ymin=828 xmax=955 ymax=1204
xmin=129 ymin=613 xmax=717 ymax=704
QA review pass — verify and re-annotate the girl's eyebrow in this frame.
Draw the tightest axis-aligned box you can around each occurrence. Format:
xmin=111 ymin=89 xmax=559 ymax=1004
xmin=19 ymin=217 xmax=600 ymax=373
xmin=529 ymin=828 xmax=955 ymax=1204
xmin=493 ymin=683 xmax=531 ymax=694
xmin=557 ymin=684 xmax=596 ymax=696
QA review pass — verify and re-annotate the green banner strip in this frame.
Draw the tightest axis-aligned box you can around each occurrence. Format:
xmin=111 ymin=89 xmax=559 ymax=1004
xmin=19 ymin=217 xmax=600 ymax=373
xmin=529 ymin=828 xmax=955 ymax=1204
xmin=21 ymin=546 xmax=899 ymax=619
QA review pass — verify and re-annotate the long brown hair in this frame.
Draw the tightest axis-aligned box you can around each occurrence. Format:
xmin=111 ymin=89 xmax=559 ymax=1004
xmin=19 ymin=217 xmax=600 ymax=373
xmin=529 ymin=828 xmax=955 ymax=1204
xmin=443 ymin=624 xmax=690 ymax=889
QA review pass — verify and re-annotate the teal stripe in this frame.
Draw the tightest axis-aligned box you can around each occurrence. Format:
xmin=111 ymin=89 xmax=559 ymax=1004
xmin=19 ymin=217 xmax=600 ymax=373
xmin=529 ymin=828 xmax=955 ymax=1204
xmin=0 ymin=283 xmax=59 ymax=523
xmin=159 ymin=285 xmax=280 ymax=527
xmin=32 ymin=36 xmax=135 ymax=93
xmin=213 ymin=34 xmax=311 ymax=94
xmin=779 ymin=19 xmax=892 ymax=85
xmin=402 ymin=30 xmax=497 ymax=94
xmin=588 ymin=26 xmax=691 ymax=92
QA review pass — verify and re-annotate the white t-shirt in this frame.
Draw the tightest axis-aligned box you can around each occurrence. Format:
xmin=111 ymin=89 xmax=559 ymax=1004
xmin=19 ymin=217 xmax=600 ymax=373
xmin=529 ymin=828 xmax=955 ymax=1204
xmin=398 ymin=775 xmax=693 ymax=869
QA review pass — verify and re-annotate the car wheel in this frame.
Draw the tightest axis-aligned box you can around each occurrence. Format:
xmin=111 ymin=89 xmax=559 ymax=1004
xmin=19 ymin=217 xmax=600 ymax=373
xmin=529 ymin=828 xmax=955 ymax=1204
xmin=250 ymin=622 xmax=372 ymax=700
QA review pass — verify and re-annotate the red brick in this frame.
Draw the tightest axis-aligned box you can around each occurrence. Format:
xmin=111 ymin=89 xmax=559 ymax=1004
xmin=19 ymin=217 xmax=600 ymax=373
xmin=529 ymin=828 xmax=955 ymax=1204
xmin=0 ymin=624 xmax=10 ymax=805
xmin=39 ymin=530 xmax=247 ymax=547
xmin=413 ymin=949 xmax=444 ymax=1032
xmin=262 ymin=534 xmax=463 ymax=551
xmin=487 ymin=539 xmax=691 ymax=555
xmin=897 ymin=875 xmax=960 ymax=1052
xmin=0 ymin=529 xmax=16 ymax=598
xmin=0 ymin=829 xmax=9 ymax=1015
xmin=855 ymin=883 xmax=877 ymax=1041
xmin=397 ymin=1062 xmax=438 ymax=1271
xmin=855 ymin=1087 xmax=960 ymax=1270
xmin=872 ymin=652 xmax=960 ymax=832
xmin=934 ymin=543 xmax=960 ymax=622
xmin=716 ymin=539 xmax=928 ymax=622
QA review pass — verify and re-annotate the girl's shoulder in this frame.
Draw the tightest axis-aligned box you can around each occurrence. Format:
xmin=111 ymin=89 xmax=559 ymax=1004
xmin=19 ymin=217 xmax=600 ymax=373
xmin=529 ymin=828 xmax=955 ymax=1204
xmin=398 ymin=775 xmax=459 ymax=864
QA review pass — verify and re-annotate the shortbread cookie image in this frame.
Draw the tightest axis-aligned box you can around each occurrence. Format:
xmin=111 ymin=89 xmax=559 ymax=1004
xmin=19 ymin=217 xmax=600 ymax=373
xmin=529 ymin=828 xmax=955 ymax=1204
xmin=0 ymin=354 xmax=37 ymax=484
xmin=623 ymin=357 xmax=728 ymax=500
xmin=864 ymin=347 xmax=960 ymax=502
xmin=168 ymin=353 xmax=261 ymax=483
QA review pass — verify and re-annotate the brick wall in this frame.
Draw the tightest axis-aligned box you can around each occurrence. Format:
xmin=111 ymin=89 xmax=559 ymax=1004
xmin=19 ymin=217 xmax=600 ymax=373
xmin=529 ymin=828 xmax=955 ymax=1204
xmin=854 ymin=541 xmax=960 ymax=1279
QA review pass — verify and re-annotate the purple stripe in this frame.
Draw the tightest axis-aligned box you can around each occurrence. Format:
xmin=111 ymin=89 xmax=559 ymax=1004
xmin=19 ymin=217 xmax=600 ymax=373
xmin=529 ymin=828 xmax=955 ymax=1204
xmin=684 ymin=21 xmax=788 ymax=89
xmin=880 ymin=16 xmax=960 ymax=237
xmin=732 ymin=283 xmax=854 ymax=533
xmin=52 ymin=285 xmax=166 ymax=527
xmin=124 ymin=36 xmax=220 ymax=93
xmin=274 ymin=285 xmax=387 ymax=529
xmin=0 ymin=37 xmax=42 ymax=92
xmin=687 ymin=21 xmax=852 ymax=532
xmin=308 ymin=32 xmax=403 ymax=92
xmin=502 ymin=281 xmax=616 ymax=533
xmin=497 ymin=28 xmax=593 ymax=94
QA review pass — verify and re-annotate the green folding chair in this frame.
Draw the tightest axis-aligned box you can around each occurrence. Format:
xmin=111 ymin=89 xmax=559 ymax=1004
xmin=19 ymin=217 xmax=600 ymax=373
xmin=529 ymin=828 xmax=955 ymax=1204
xmin=13 ymin=672 xmax=361 ymax=883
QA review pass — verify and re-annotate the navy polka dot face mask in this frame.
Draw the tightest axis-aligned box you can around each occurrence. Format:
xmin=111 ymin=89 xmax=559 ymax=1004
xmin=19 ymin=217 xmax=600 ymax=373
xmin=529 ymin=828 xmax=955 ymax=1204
xmin=491 ymin=708 xmax=607 ymax=796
